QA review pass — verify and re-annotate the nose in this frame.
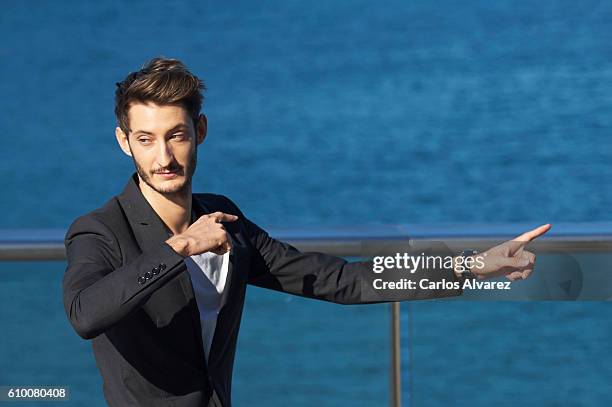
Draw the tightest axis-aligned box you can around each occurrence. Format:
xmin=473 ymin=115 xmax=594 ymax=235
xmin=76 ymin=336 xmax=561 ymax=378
xmin=157 ymin=140 xmax=175 ymax=168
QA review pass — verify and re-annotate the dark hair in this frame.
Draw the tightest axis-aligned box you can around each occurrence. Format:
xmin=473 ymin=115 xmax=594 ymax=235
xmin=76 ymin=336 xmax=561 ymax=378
xmin=114 ymin=57 xmax=206 ymax=135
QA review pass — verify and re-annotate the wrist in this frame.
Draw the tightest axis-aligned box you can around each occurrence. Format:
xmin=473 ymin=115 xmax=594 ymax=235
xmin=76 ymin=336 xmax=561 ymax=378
xmin=453 ymin=250 xmax=478 ymax=280
xmin=165 ymin=235 xmax=190 ymax=257
xmin=452 ymin=256 xmax=466 ymax=280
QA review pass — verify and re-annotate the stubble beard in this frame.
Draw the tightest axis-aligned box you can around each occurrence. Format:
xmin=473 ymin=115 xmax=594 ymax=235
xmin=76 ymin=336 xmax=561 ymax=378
xmin=133 ymin=147 xmax=198 ymax=197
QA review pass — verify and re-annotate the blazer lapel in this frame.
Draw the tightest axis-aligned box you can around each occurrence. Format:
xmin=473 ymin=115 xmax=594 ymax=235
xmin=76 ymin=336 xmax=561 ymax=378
xmin=117 ymin=172 xmax=174 ymax=253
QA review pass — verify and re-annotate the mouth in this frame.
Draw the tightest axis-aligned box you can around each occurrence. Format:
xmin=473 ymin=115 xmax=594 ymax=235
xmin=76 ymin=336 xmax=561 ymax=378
xmin=155 ymin=170 xmax=180 ymax=179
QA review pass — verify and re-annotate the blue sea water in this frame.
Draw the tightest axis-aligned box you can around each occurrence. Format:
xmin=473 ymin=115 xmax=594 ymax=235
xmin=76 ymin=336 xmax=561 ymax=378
xmin=2 ymin=1 xmax=612 ymax=406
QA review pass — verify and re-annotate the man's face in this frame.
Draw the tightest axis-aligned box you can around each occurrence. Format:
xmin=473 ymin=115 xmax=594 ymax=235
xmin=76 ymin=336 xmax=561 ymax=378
xmin=116 ymin=102 xmax=206 ymax=196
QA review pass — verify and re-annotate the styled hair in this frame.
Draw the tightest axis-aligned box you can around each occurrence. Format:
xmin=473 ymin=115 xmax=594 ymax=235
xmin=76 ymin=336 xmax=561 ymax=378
xmin=114 ymin=57 xmax=206 ymax=135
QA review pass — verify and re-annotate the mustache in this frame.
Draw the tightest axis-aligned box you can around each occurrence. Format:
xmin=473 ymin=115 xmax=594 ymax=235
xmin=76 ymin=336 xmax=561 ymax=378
xmin=153 ymin=165 xmax=182 ymax=174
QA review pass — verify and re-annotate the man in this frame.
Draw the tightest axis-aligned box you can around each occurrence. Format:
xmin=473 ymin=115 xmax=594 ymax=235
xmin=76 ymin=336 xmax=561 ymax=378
xmin=62 ymin=57 xmax=550 ymax=407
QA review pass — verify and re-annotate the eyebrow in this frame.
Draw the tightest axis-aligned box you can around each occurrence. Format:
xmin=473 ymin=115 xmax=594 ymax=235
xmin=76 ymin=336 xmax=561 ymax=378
xmin=133 ymin=123 xmax=189 ymax=136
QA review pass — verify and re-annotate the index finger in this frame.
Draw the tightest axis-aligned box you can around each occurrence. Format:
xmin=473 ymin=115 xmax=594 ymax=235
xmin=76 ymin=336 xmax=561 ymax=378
xmin=513 ymin=223 xmax=552 ymax=243
xmin=208 ymin=212 xmax=239 ymax=223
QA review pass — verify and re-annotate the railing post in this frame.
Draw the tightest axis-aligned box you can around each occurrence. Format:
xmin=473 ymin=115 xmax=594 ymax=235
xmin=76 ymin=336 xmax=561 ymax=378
xmin=390 ymin=302 xmax=401 ymax=407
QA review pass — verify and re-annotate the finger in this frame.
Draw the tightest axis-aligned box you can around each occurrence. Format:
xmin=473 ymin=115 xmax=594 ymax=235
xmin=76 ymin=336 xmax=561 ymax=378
xmin=208 ymin=212 xmax=239 ymax=223
xmin=205 ymin=212 xmax=224 ymax=222
xmin=520 ymin=251 xmax=536 ymax=280
xmin=513 ymin=224 xmax=552 ymax=243
xmin=521 ymin=268 xmax=534 ymax=280
xmin=210 ymin=241 xmax=230 ymax=255
xmin=210 ymin=247 xmax=226 ymax=255
xmin=505 ymin=271 xmax=524 ymax=281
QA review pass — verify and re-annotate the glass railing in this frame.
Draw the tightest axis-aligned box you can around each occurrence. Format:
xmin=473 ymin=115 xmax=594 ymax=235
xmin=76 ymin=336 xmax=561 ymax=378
xmin=2 ymin=223 xmax=611 ymax=406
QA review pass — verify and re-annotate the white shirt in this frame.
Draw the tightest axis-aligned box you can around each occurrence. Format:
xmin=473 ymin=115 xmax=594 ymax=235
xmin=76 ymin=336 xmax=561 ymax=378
xmin=184 ymin=250 xmax=230 ymax=364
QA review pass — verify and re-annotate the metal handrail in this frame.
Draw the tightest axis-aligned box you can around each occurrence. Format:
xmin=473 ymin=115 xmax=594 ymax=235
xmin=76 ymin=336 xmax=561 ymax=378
xmin=3 ymin=222 xmax=612 ymax=260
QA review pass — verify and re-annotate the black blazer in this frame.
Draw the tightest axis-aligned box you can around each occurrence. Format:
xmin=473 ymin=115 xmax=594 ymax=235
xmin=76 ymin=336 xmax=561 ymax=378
xmin=62 ymin=172 xmax=461 ymax=407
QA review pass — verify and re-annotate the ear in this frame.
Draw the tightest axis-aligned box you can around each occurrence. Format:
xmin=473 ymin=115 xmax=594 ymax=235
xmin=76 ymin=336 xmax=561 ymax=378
xmin=115 ymin=126 xmax=133 ymax=157
xmin=196 ymin=114 xmax=207 ymax=146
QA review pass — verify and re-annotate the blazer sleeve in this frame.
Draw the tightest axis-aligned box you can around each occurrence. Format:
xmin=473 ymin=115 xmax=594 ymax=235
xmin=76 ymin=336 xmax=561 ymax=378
xmin=220 ymin=196 xmax=463 ymax=305
xmin=62 ymin=214 xmax=187 ymax=339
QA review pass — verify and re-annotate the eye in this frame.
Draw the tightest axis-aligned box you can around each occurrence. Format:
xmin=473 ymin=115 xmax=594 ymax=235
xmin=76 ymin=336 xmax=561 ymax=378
xmin=171 ymin=133 xmax=186 ymax=140
xmin=138 ymin=138 xmax=152 ymax=145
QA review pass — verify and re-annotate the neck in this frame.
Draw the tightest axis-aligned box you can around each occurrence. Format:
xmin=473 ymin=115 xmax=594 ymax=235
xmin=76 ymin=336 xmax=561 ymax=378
xmin=137 ymin=175 xmax=192 ymax=236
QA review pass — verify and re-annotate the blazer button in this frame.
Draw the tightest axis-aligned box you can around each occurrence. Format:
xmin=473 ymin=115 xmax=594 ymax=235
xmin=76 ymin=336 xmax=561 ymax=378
xmin=159 ymin=263 xmax=166 ymax=270
xmin=137 ymin=276 xmax=146 ymax=285
xmin=152 ymin=266 xmax=160 ymax=275
xmin=144 ymin=271 xmax=152 ymax=280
